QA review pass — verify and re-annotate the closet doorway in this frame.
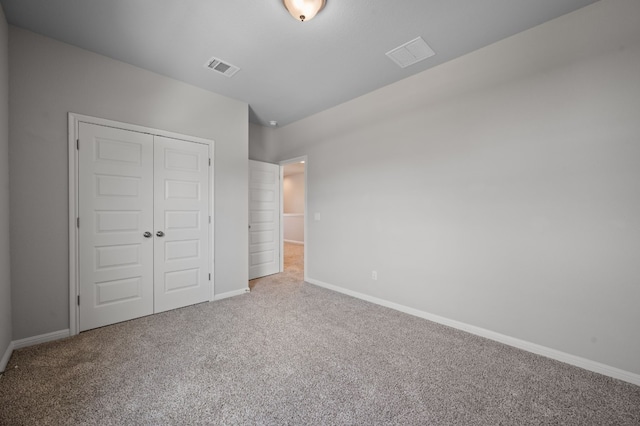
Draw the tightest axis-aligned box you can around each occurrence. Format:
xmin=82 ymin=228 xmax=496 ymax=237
xmin=280 ymin=157 xmax=307 ymax=277
xmin=69 ymin=114 xmax=215 ymax=334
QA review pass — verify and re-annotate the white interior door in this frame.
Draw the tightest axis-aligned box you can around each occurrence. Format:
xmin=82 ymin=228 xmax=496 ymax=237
xmin=78 ymin=121 xmax=212 ymax=331
xmin=154 ymin=136 xmax=211 ymax=312
xmin=78 ymin=123 xmax=154 ymax=331
xmin=249 ymin=160 xmax=281 ymax=279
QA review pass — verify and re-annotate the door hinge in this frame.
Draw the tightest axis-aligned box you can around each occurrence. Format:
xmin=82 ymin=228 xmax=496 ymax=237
xmin=209 ymin=215 xmax=211 ymax=224
xmin=77 ymin=217 xmax=80 ymax=228
xmin=77 ymin=295 xmax=80 ymax=306
xmin=209 ymin=158 xmax=211 ymax=166
xmin=209 ymin=273 xmax=211 ymax=281
xmin=76 ymin=139 xmax=79 ymax=150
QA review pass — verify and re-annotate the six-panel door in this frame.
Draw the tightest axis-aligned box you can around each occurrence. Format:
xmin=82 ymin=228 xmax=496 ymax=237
xmin=78 ymin=123 xmax=211 ymax=331
xmin=249 ymin=160 xmax=281 ymax=280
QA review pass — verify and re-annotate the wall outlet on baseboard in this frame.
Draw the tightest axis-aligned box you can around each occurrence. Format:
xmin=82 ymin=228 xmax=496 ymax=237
xmin=372 ymin=270 xmax=377 ymax=281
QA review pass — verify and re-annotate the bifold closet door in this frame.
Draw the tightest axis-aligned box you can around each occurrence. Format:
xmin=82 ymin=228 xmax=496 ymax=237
xmin=78 ymin=123 xmax=154 ymax=331
xmin=153 ymin=136 xmax=210 ymax=313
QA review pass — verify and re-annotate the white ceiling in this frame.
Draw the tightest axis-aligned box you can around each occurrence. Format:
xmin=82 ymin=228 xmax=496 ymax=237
xmin=0 ymin=0 xmax=599 ymax=127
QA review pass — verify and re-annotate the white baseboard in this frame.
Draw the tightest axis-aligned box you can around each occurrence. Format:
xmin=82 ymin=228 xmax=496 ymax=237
xmin=1 ymin=341 xmax=15 ymax=372
xmin=284 ymin=239 xmax=304 ymax=245
xmin=305 ymin=277 xmax=640 ymax=387
xmin=1 ymin=329 xmax=70 ymax=373
xmin=214 ymin=287 xmax=250 ymax=301
xmin=13 ymin=329 xmax=71 ymax=350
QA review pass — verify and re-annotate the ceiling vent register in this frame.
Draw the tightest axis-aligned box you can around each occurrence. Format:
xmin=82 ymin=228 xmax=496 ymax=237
xmin=386 ymin=37 xmax=435 ymax=69
xmin=204 ymin=56 xmax=240 ymax=77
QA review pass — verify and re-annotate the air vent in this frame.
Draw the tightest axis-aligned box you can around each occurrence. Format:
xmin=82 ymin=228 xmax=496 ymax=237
xmin=204 ymin=56 xmax=240 ymax=78
xmin=386 ymin=37 xmax=435 ymax=69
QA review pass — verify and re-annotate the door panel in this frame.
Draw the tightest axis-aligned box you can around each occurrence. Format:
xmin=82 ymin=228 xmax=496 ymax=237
xmin=78 ymin=123 xmax=154 ymax=331
xmin=249 ymin=160 xmax=281 ymax=279
xmin=154 ymin=136 xmax=210 ymax=313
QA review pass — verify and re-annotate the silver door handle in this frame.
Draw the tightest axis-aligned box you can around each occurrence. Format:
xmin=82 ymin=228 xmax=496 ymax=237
xmin=143 ymin=231 xmax=152 ymax=238
xmin=156 ymin=231 xmax=165 ymax=237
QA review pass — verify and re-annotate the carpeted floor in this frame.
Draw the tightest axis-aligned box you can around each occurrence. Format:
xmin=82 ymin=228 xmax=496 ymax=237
xmin=249 ymin=242 xmax=303 ymax=290
xmin=1 ymin=243 xmax=639 ymax=425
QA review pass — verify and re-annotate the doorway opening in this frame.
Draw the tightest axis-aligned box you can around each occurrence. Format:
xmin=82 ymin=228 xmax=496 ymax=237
xmin=248 ymin=156 xmax=307 ymax=291
xmin=280 ymin=156 xmax=307 ymax=279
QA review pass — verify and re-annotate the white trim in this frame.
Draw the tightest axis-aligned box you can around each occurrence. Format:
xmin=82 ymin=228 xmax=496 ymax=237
xmin=1 ymin=329 xmax=71 ymax=372
xmin=213 ymin=288 xmax=250 ymax=301
xmin=283 ymin=213 xmax=304 ymax=217
xmin=208 ymin=142 xmax=215 ymax=302
xmin=305 ymin=277 xmax=640 ymax=387
xmin=284 ymin=239 xmax=304 ymax=245
xmin=279 ymin=165 xmax=285 ymax=273
xmin=1 ymin=341 xmax=14 ymax=372
xmin=13 ymin=329 xmax=71 ymax=350
xmin=68 ymin=113 xmax=215 ymax=334
xmin=279 ymin=156 xmax=308 ymax=277
xmin=68 ymin=114 xmax=79 ymax=336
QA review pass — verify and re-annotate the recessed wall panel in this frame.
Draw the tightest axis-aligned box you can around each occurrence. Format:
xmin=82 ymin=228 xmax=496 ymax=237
xmin=250 ymin=189 xmax=274 ymax=203
xmin=165 ymin=240 xmax=200 ymax=262
xmin=165 ymin=210 xmax=200 ymax=230
xmin=250 ymin=230 xmax=274 ymax=244
xmin=96 ymin=277 xmax=142 ymax=306
xmin=165 ymin=180 xmax=200 ymax=200
xmin=165 ymin=268 xmax=200 ymax=292
xmin=95 ymin=211 xmax=140 ymax=233
xmin=251 ymin=170 xmax=276 ymax=184
xmin=95 ymin=138 xmax=142 ymax=165
xmin=251 ymin=251 xmax=274 ymax=266
xmin=251 ymin=210 xmax=274 ymax=223
xmin=95 ymin=244 xmax=141 ymax=270
xmin=96 ymin=175 xmax=140 ymax=197
xmin=164 ymin=149 xmax=199 ymax=171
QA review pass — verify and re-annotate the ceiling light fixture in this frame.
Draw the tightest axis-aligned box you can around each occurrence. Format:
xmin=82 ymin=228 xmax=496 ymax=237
xmin=283 ymin=0 xmax=326 ymax=22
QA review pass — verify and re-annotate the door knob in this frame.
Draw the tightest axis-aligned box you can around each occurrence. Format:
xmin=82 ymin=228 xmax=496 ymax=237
xmin=143 ymin=231 xmax=152 ymax=238
xmin=156 ymin=231 xmax=165 ymax=237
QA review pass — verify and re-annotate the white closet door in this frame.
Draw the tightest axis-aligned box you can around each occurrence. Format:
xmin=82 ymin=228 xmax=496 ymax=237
xmin=78 ymin=123 xmax=154 ymax=331
xmin=249 ymin=160 xmax=281 ymax=279
xmin=153 ymin=136 xmax=211 ymax=313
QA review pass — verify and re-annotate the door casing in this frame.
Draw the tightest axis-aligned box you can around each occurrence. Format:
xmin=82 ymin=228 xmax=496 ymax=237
xmin=68 ymin=113 xmax=215 ymax=336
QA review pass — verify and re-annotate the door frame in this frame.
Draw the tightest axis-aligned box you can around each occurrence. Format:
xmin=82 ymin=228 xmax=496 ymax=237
xmin=279 ymin=155 xmax=308 ymax=280
xmin=68 ymin=113 xmax=215 ymax=336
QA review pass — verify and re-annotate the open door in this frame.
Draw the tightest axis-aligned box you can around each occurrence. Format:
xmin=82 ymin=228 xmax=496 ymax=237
xmin=249 ymin=160 xmax=281 ymax=279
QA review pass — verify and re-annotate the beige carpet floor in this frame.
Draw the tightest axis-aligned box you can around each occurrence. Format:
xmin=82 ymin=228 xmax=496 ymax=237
xmin=1 ymin=242 xmax=639 ymax=425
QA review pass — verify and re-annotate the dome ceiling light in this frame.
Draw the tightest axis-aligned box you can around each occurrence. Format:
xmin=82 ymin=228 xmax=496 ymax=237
xmin=282 ymin=0 xmax=326 ymax=22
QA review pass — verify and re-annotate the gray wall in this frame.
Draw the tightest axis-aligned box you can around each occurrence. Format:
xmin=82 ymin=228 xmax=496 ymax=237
xmin=283 ymin=173 xmax=305 ymax=214
xmin=249 ymin=122 xmax=277 ymax=162
xmin=0 ymin=6 xmax=12 ymax=362
xmin=250 ymin=0 xmax=640 ymax=375
xmin=9 ymin=27 xmax=249 ymax=340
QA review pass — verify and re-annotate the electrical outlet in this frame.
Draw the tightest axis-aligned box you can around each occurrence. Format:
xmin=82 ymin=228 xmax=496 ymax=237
xmin=372 ymin=270 xmax=377 ymax=281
